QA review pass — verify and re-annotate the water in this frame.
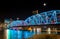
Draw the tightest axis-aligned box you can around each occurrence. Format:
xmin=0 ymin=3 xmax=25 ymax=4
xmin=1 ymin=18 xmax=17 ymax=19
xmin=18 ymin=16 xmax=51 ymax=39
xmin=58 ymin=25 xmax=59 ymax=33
xmin=6 ymin=29 xmax=58 ymax=39
xmin=7 ymin=29 xmax=35 ymax=39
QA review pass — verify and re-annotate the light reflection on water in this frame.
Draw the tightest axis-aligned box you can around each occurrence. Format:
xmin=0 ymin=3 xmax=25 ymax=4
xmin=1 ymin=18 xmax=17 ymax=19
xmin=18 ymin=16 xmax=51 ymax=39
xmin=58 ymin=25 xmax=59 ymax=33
xmin=6 ymin=28 xmax=57 ymax=39
xmin=7 ymin=29 xmax=36 ymax=39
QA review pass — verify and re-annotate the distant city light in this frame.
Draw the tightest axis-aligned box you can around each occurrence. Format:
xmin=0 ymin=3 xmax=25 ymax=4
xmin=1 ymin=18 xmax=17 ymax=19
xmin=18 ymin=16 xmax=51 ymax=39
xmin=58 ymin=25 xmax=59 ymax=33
xmin=17 ymin=17 xmax=20 ymax=20
xmin=48 ymin=28 xmax=51 ymax=34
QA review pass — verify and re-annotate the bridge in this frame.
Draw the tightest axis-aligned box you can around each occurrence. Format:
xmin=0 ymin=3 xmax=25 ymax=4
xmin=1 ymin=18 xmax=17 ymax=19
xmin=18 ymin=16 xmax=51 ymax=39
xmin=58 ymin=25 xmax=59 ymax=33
xmin=7 ymin=10 xmax=60 ymax=27
xmin=4 ymin=10 xmax=60 ymax=39
xmin=6 ymin=10 xmax=60 ymax=30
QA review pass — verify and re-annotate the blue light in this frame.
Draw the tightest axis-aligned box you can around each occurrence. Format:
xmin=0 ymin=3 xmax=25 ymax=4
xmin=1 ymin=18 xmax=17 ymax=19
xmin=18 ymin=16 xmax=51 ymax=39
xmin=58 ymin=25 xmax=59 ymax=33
xmin=25 ymin=10 xmax=60 ymax=25
xmin=7 ymin=10 xmax=60 ymax=39
xmin=7 ymin=10 xmax=60 ymax=27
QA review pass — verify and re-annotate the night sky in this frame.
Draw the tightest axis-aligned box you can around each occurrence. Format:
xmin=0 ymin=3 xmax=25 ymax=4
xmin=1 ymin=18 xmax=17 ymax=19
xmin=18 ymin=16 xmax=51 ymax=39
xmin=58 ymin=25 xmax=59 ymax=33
xmin=0 ymin=0 xmax=60 ymax=22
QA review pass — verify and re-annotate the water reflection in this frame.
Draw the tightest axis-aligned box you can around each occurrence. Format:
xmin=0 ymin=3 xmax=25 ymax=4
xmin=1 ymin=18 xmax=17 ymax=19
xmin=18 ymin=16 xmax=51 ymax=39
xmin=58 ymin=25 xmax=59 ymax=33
xmin=6 ymin=28 xmax=58 ymax=39
xmin=7 ymin=29 xmax=35 ymax=39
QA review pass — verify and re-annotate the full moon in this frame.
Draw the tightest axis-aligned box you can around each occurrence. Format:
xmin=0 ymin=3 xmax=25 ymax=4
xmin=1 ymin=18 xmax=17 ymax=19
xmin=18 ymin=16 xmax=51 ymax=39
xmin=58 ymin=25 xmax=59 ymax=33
xmin=43 ymin=3 xmax=46 ymax=6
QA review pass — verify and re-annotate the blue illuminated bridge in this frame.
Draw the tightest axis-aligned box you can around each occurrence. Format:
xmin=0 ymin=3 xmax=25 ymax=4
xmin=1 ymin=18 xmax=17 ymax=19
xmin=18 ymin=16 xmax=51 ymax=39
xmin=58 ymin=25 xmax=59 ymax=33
xmin=6 ymin=10 xmax=60 ymax=39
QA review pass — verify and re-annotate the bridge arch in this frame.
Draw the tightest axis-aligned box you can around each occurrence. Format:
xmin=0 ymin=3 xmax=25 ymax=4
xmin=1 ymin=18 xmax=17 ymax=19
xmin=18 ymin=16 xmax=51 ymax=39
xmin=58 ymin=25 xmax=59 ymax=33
xmin=7 ymin=10 xmax=60 ymax=27
xmin=25 ymin=10 xmax=60 ymax=25
xmin=7 ymin=20 xmax=27 ymax=28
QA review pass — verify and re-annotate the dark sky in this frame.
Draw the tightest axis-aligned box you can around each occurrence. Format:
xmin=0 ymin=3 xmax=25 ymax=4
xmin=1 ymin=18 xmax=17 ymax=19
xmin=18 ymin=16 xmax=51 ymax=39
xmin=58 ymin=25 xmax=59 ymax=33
xmin=0 ymin=0 xmax=60 ymax=21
